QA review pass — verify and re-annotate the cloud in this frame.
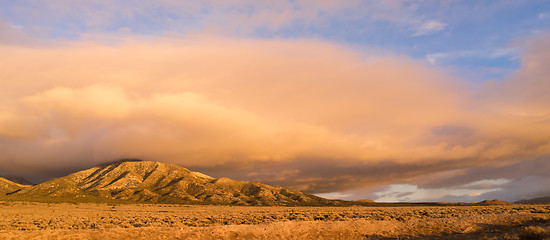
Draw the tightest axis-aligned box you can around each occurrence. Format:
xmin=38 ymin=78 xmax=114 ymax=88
xmin=411 ymin=20 xmax=446 ymax=37
xmin=426 ymin=53 xmax=448 ymax=64
xmin=490 ymin=47 xmax=520 ymax=59
xmin=321 ymin=157 xmax=550 ymax=202
xmin=0 ymin=1 xmax=361 ymax=36
xmin=481 ymin=33 xmax=550 ymax=117
xmin=410 ymin=155 xmax=550 ymax=202
xmin=0 ymin=32 xmax=550 ymax=201
xmin=0 ymin=1 xmax=454 ymax=39
xmin=0 ymin=17 xmax=37 ymax=45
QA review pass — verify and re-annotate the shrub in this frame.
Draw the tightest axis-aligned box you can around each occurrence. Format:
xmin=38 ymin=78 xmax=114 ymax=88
xmin=519 ymin=226 xmax=548 ymax=240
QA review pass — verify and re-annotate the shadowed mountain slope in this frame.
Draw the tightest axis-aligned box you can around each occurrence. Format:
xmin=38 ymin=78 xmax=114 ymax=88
xmin=475 ymin=199 xmax=513 ymax=205
xmin=0 ymin=176 xmax=34 ymax=186
xmin=9 ymin=160 xmax=338 ymax=206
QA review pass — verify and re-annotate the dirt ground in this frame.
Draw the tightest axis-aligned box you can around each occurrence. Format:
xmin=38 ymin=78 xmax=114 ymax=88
xmin=0 ymin=201 xmax=549 ymax=239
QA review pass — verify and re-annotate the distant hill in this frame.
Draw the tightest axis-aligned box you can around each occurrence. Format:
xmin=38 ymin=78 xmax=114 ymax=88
xmin=0 ymin=177 xmax=30 ymax=194
xmin=6 ymin=159 xmax=340 ymax=206
xmin=516 ymin=196 xmax=550 ymax=204
xmin=475 ymin=199 xmax=513 ymax=205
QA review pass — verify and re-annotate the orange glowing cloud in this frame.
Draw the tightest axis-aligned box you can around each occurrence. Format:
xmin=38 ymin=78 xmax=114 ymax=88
xmin=1 ymin=34 xmax=550 ymax=193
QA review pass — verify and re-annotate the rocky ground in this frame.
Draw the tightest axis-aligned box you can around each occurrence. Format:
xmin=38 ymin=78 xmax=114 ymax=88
xmin=0 ymin=201 xmax=549 ymax=239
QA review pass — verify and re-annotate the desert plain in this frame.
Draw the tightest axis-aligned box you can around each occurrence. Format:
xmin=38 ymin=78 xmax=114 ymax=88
xmin=0 ymin=201 xmax=548 ymax=240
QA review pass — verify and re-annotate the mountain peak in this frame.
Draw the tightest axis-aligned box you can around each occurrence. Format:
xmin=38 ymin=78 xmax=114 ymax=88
xmin=95 ymin=158 xmax=145 ymax=168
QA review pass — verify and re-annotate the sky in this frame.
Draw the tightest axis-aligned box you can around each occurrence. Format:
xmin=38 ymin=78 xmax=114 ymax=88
xmin=1 ymin=0 xmax=550 ymax=203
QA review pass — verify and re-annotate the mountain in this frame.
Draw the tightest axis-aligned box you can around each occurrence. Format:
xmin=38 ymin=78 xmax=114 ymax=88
xmin=0 ymin=177 xmax=30 ymax=194
xmin=516 ymin=196 xmax=550 ymax=204
xmin=9 ymin=159 xmax=339 ymax=206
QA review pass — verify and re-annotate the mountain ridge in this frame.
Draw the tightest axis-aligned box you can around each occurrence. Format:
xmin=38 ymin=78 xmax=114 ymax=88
xmin=5 ymin=159 xmax=339 ymax=206
xmin=1 ymin=162 xmax=543 ymax=206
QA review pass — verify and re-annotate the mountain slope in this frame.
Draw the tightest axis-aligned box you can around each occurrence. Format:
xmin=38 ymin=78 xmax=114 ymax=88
xmin=0 ymin=177 xmax=29 ymax=194
xmin=12 ymin=159 xmax=337 ymax=206
xmin=0 ymin=175 xmax=34 ymax=186
xmin=516 ymin=196 xmax=550 ymax=204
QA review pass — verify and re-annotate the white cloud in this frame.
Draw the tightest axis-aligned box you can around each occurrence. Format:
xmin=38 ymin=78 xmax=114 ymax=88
xmin=368 ymin=180 xmax=507 ymax=202
xmin=425 ymin=50 xmax=476 ymax=64
xmin=426 ymin=47 xmax=519 ymax=65
xmin=490 ymin=47 xmax=519 ymax=59
xmin=315 ymin=192 xmax=353 ymax=200
xmin=426 ymin=53 xmax=448 ymax=64
xmin=411 ymin=20 xmax=446 ymax=37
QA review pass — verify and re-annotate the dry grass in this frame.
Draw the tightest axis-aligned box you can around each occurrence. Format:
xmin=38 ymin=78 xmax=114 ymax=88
xmin=0 ymin=201 xmax=548 ymax=239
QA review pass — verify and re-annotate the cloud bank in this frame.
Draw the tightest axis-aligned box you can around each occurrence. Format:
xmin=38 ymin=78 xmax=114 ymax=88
xmin=0 ymin=33 xmax=549 ymax=201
